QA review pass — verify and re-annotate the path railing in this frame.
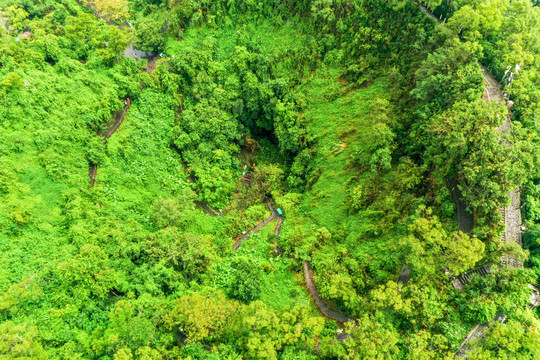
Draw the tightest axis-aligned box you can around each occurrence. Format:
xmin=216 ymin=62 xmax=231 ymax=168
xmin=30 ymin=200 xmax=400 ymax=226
xmin=415 ymin=3 xmax=533 ymax=356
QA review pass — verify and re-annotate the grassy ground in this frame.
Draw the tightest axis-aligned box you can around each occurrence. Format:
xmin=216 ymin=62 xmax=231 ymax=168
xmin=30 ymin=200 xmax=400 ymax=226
xmin=277 ymin=68 xmax=415 ymax=316
xmin=213 ymin=224 xmax=313 ymax=311
xmin=0 ymin=67 xmax=120 ymax=288
xmin=297 ymin=68 xmax=390 ymax=230
xmin=98 ymin=89 xmax=189 ymax=224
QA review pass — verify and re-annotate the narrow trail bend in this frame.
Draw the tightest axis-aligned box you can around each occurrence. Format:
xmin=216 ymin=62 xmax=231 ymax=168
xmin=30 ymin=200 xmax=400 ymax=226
xmin=86 ymin=0 xmax=159 ymax=186
xmin=102 ymin=106 xmax=129 ymax=142
xmin=88 ymin=52 xmax=160 ymax=187
xmin=232 ymin=202 xmax=278 ymax=251
xmin=231 ymin=203 xmax=356 ymax=338
xmin=81 ymin=0 xmax=358 ymax=342
xmin=88 ymin=57 xmax=161 ymax=187
xmin=303 ymin=262 xmax=353 ymax=324
xmin=89 ymin=104 xmax=130 ymax=187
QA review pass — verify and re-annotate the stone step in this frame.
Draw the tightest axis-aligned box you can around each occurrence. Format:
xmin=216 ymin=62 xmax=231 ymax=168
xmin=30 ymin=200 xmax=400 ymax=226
xmin=456 ymin=266 xmax=492 ymax=287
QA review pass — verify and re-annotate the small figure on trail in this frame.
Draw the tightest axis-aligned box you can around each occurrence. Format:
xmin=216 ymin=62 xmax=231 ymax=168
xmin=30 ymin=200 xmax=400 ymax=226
xmin=125 ymin=98 xmax=131 ymax=106
xmin=160 ymin=53 xmax=165 ymax=57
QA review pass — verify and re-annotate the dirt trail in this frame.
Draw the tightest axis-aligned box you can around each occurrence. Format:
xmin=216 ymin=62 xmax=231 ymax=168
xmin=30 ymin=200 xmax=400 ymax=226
xmin=274 ymin=217 xmax=283 ymax=235
xmin=145 ymin=57 xmax=160 ymax=73
xmin=232 ymin=202 xmax=278 ymax=251
xmin=273 ymin=218 xmax=285 ymax=256
xmin=89 ymin=104 xmax=129 ymax=187
xmin=89 ymin=164 xmax=98 ymax=187
xmin=103 ymin=106 xmax=129 ymax=141
xmin=447 ymin=177 xmax=474 ymax=234
xmin=418 ymin=3 xmax=441 ymax=23
xmin=303 ymin=262 xmax=354 ymax=324
xmin=195 ymin=200 xmax=219 ymax=216
xmin=232 ymin=204 xmax=356 ymax=338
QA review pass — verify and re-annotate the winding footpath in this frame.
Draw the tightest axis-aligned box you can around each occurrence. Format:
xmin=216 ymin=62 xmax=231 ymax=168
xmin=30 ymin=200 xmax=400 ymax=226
xmin=45 ymin=0 xmax=362 ymax=337
xmin=84 ymin=1 xmax=531 ymax=348
xmin=302 ymin=262 xmax=353 ymax=324
xmin=89 ymin=105 xmax=130 ymax=187
xmin=230 ymin=202 xmax=355 ymax=337
xmin=87 ymin=6 xmax=159 ymax=187
xmin=232 ymin=202 xmax=278 ymax=250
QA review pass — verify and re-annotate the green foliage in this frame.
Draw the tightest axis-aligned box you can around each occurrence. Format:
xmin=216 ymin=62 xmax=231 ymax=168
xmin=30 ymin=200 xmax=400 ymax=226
xmin=0 ymin=0 xmax=539 ymax=358
xmin=1 ymin=71 xmax=23 ymax=90
xmin=0 ymin=321 xmax=48 ymax=359
xmin=427 ymin=99 xmax=537 ymax=216
xmin=319 ymin=314 xmax=400 ymax=359
xmin=57 ymin=243 xmax=121 ymax=299
xmin=166 ymin=21 xmax=314 ymax=206
xmin=403 ymin=207 xmax=485 ymax=276
xmin=456 ymin=266 xmax=536 ymax=324
xmin=164 ymin=290 xmax=239 ymax=344
xmin=135 ymin=13 xmax=166 ymax=52
xmin=1 ymin=5 xmax=28 ymax=33
xmin=468 ymin=318 xmax=540 ymax=359
xmin=411 ymin=39 xmax=484 ymax=117
xmin=240 ymin=301 xmax=324 ymax=360
xmin=229 ymin=255 xmax=263 ymax=303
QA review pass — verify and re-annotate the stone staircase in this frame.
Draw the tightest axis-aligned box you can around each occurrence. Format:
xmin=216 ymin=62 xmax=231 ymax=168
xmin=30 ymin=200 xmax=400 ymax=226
xmin=455 ymin=313 xmax=507 ymax=358
xmin=453 ymin=266 xmax=492 ymax=290
xmin=415 ymin=4 xmax=536 ymax=357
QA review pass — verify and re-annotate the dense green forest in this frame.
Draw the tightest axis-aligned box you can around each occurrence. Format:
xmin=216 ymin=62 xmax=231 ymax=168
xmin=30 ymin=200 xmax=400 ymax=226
xmin=0 ymin=0 xmax=539 ymax=358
